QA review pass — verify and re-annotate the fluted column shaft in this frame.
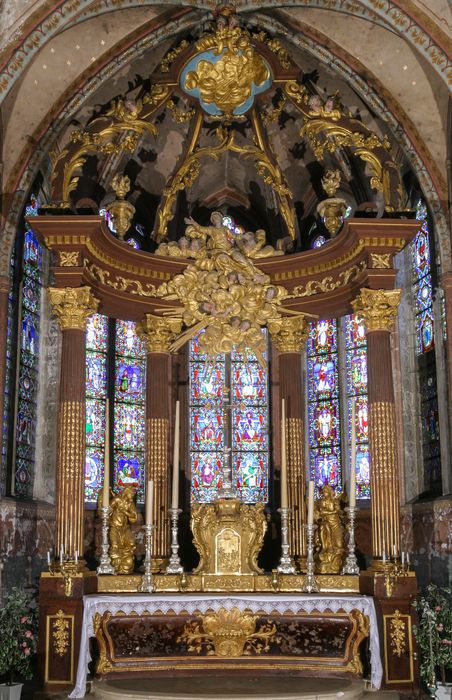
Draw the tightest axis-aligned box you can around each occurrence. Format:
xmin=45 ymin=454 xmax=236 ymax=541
xmin=269 ymin=316 xmax=309 ymax=565
xmin=352 ymin=288 xmax=401 ymax=565
xmin=49 ymin=286 xmax=99 ymax=558
xmin=137 ymin=314 xmax=181 ymax=571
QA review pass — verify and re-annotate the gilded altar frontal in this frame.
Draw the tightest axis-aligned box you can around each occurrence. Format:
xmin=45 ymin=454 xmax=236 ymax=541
xmin=0 ymin=3 xmax=450 ymax=698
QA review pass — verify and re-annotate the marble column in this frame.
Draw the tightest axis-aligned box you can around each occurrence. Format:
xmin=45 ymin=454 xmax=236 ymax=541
xmin=352 ymin=288 xmax=401 ymax=567
xmin=0 ymin=275 xmax=10 ymax=491
xmin=269 ymin=315 xmax=309 ymax=567
xmin=48 ymin=286 xmax=99 ymax=564
xmin=137 ymin=314 xmax=182 ymax=572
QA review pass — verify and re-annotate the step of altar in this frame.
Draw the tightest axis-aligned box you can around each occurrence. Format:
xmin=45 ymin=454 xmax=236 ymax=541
xmin=91 ymin=677 xmax=390 ymax=700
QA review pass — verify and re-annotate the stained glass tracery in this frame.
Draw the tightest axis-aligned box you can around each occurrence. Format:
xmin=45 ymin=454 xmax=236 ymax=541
xmin=85 ymin=317 xmax=146 ymax=504
xmin=189 ymin=333 xmax=269 ymax=504
xmin=412 ymin=200 xmax=434 ymax=354
xmin=307 ymin=319 xmax=341 ymax=493
xmin=14 ymin=198 xmax=43 ymax=496
xmin=345 ymin=315 xmax=370 ymax=498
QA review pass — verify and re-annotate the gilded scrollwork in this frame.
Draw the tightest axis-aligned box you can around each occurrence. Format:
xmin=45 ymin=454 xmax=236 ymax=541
xmin=177 ymin=607 xmax=277 ymax=657
xmin=291 ymin=262 xmax=366 ymax=298
xmin=370 ymin=253 xmax=391 ymax=268
xmin=52 ymin=610 xmax=70 ymax=657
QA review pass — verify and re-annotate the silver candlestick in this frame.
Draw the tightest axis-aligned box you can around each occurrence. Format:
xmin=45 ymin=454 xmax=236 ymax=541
xmin=139 ymin=523 xmax=155 ymax=593
xmin=277 ymin=507 xmax=296 ymax=574
xmin=342 ymin=505 xmax=360 ymax=575
xmin=97 ymin=506 xmax=115 ymax=575
xmin=166 ymin=508 xmax=183 ymax=574
xmin=302 ymin=523 xmax=319 ymax=592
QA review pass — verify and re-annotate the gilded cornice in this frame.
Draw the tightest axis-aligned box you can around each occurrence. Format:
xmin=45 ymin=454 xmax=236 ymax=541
xmin=352 ymin=288 xmax=401 ymax=332
xmin=48 ymin=285 xmax=99 ymax=330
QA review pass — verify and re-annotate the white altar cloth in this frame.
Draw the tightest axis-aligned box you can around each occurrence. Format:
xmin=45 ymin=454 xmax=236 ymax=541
xmin=69 ymin=593 xmax=382 ymax=698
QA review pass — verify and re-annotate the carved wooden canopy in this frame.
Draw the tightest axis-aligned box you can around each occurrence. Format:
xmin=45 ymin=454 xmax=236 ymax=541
xmin=30 ymin=215 xmax=419 ymax=321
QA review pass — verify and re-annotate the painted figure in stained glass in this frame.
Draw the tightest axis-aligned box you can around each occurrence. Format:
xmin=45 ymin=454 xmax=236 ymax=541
xmin=234 ymin=409 xmax=265 ymax=448
xmin=315 ymin=452 xmax=338 ymax=488
xmin=116 ymin=456 xmax=141 ymax=489
xmin=192 ymin=409 xmax=222 ymax=449
xmin=356 ymin=451 xmax=370 ymax=486
xmin=357 ymin=401 xmax=368 ymax=438
xmin=22 ymin=316 xmax=37 ymax=354
xmin=117 ymin=363 xmax=141 ymax=396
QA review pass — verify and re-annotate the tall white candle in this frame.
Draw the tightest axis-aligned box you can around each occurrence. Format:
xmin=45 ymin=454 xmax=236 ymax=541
xmin=146 ymin=479 xmax=154 ymax=525
xmin=102 ymin=399 xmax=110 ymax=509
xmin=307 ymin=480 xmax=315 ymax=525
xmin=47 ymin=551 xmax=51 ymax=566
xmin=171 ymin=401 xmax=180 ymax=510
xmin=280 ymin=399 xmax=288 ymax=509
xmin=349 ymin=401 xmax=357 ymax=508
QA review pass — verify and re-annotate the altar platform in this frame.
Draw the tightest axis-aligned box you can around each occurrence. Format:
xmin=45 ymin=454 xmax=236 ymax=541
xmin=69 ymin=593 xmax=382 ymax=698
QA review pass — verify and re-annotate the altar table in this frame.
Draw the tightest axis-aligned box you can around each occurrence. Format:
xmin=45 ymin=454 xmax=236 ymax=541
xmin=69 ymin=594 xmax=382 ymax=698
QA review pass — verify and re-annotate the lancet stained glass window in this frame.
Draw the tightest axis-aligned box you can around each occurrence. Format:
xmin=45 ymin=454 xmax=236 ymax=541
xmin=411 ymin=200 xmax=441 ymax=493
xmin=345 ymin=315 xmax=370 ymax=498
xmin=307 ymin=319 xmax=341 ymax=492
xmin=85 ymin=314 xmax=108 ymax=503
xmin=189 ymin=334 xmax=269 ymax=504
xmin=114 ymin=320 xmax=146 ymax=502
xmin=14 ymin=198 xmax=43 ymax=496
xmin=412 ymin=200 xmax=434 ymax=354
xmin=85 ymin=318 xmax=146 ymax=504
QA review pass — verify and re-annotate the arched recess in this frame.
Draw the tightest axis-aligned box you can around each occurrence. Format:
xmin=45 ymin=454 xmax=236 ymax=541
xmin=0 ymin=8 xmax=449 ymax=279
xmin=0 ymin=0 xmax=449 ymax=106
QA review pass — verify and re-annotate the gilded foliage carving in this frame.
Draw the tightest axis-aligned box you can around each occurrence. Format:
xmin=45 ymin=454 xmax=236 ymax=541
xmin=52 ymin=610 xmax=70 ymax=657
xmin=352 ymin=288 xmax=401 ymax=331
xmin=389 ymin=610 xmax=406 ymax=657
xmin=177 ymin=607 xmax=277 ymax=657
xmin=48 ymin=286 xmax=99 ymax=330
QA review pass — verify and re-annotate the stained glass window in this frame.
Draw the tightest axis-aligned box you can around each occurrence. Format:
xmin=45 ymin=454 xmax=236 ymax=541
xmin=14 ymin=197 xmax=43 ymax=496
xmin=189 ymin=333 xmax=269 ymax=504
xmin=412 ymin=200 xmax=434 ymax=354
xmin=345 ymin=315 xmax=370 ymax=498
xmin=113 ymin=320 xmax=146 ymax=502
xmin=85 ymin=318 xmax=146 ymax=504
xmin=85 ymin=314 xmax=108 ymax=504
xmin=411 ymin=200 xmax=441 ymax=494
xmin=307 ymin=320 xmax=341 ymax=492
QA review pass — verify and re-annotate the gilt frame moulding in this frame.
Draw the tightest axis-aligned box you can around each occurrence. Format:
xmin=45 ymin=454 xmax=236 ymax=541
xmin=29 ymin=215 xmax=420 ymax=321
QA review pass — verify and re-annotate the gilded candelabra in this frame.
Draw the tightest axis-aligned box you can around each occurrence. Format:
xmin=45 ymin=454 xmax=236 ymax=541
xmin=341 ymin=506 xmax=360 ymax=575
xmin=49 ymin=550 xmax=82 ymax=597
xmin=97 ymin=506 xmax=115 ymax=575
xmin=140 ymin=524 xmax=156 ymax=593
xmin=166 ymin=508 xmax=183 ymax=574
xmin=302 ymin=524 xmax=319 ymax=593
xmin=277 ymin=507 xmax=296 ymax=574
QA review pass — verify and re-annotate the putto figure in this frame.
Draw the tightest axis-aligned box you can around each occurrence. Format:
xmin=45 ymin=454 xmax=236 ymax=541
xmin=108 ymin=486 xmax=138 ymax=574
xmin=314 ymin=484 xmax=346 ymax=574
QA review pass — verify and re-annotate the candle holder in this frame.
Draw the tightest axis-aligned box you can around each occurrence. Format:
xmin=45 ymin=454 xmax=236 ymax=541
xmin=139 ymin=523 xmax=156 ymax=593
xmin=277 ymin=507 xmax=296 ymax=574
xmin=341 ymin=506 xmax=360 ymax=575
xmin=302 ymin=523 xmax=319 ymax=593
xmin=97 ymin=506 xmax=115 ymax=575
xmin=166 ymin=507 xmax=183 ymax=574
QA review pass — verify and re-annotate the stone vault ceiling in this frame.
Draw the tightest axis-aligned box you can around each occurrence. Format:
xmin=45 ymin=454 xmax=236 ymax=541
xmin=0 ymin=0 xmax=450 ymax=268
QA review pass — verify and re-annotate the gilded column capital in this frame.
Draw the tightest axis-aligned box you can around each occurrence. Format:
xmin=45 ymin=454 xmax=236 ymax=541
xmin=351 ymin=288 xmax=401 ymax=332
xmin=48 ymin=286 xmax=99 ymax=330
xmin=268 ymin=315 xmax=309 ymax=352
xmin=137 ymin=314 xmax=182 ymax=353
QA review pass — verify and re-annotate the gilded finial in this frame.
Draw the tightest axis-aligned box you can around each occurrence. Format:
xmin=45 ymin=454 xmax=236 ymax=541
xmin=317 ymin=169 xmax=348 ymax=238
xmin=107 ymin=174 xmax=135 ymax=240
xmin=321 ymin=169 xmax=341 ymax=197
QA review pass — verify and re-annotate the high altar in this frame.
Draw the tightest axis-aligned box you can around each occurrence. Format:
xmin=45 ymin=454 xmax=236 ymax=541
xmin=32 ymin=16 xmax=419 ymax=697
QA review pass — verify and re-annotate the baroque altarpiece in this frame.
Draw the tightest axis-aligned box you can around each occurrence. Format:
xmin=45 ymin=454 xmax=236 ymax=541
xmin=23 ymin=16 xmax=422 ymax=696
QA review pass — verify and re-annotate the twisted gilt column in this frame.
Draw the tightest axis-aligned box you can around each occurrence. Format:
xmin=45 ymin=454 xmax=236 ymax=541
xmin=137 ymin=314 xmax=182 ymax=572
xmin=352 ymin=288 xmax=401 ymax=568
xmin=48 ymin=286 xmax=99 ymax=561
xmin=269 ymin=315 xmax=309 ymax=568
